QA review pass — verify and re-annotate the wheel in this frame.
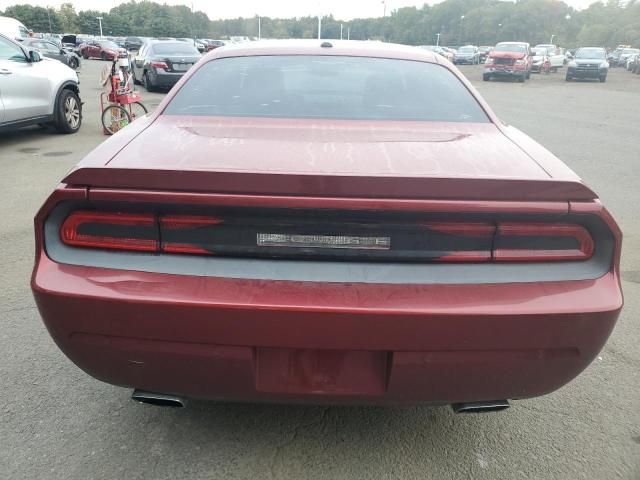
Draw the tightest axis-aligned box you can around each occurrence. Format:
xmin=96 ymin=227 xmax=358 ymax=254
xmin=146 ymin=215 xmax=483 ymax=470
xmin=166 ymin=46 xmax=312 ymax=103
xmin=565 ymin=75 xmax=572 ymax=81
xmin=144 ymin=71 xmax=156 ymax=92
xmin=483 ymin=73 xmax=490 ymax=81
xmin=82 ymin=50 xmax=88 ymax=60
xmin=526 ymin=70 xmax=531 ymax=79
xmin=101 ymin=105 xmax=132 ymax=135
xmin=517 ymin=75 xmax=525 ymax=83
xmin=599 ymin=75 xmax=607 ymax=83
xmin=101 ymin=52 xmax=107 ymax=61
xmin=132 ymin=69 xmax=140 ymax=85
xmin=68 ymin=56 xmax=78 ymax=69
xmin=129 ymin=101 xmax=148 ymax=121
xmin=54 ymin=89 xmax=82 ymax=134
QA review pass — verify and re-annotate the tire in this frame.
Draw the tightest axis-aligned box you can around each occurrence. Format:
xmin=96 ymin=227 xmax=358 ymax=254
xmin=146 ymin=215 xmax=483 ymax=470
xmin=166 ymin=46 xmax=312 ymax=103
xmin=130 ymin=101 xmax=148 ymax=120
xmin=526 ymin=70 xmax=531 ymax=79
xmin=101 ymin=52 xmax=107 ymax=61
xmin=82 ymin=50 xmax=88 ymax=60
xmin=53 ymin=89 xmax=82 ymax=134
xmin=132 ymin=69 xmax=140 ymax=85
xmin=101 ymin=105 xmax=132 ymax=135
xmin=517 ymin=75 xmax=525 ymax=83
xmin=144 ymin=71 xmax=156 ymax=92
xmin=482 ymin=73 xmax=490 ymax=81
xmin=599 ymin=75 xmax=607 ymax=83
xmin=68 ymin=56 xmax=78 ymax=69
xmin=565 ymin=75 xmax=572 ymax=81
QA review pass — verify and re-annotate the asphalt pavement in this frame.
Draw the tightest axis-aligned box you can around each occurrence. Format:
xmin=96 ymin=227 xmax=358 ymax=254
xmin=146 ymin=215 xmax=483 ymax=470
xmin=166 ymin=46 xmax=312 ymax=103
xmin=1 ymin=60 xmax=639 ymax=480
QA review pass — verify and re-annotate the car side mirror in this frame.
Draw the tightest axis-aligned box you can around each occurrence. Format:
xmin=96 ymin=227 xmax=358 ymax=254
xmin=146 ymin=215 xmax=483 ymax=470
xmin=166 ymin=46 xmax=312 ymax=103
xmin=29 ymin=50 xmax=42 ymax=62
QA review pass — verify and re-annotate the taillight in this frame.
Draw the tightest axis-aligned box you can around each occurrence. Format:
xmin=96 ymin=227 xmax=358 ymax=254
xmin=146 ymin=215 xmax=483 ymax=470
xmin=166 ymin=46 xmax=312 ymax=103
xmin=494 ymin=223 xmax=594 ymax=262
xmin=60 ymin=211 xmax=158 ymax=252
xmin=59 ymin=211 xmax=595 ymax=263
xmin=160 ymin=215 xmax=223 ymax=254
xmin=425 ymin=223 xmax=495 ymax=262
xmin=150 ymin=61 xmax=168 ymax=70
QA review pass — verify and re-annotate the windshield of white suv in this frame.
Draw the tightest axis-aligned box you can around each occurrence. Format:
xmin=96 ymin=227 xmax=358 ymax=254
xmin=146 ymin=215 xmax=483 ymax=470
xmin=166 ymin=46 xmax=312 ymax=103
xmin=165 ymin=55 xmax=490 ymax=123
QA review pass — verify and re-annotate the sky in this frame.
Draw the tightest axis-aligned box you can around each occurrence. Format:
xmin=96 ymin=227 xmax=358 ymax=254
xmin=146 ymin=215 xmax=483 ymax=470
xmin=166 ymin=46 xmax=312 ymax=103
xmin=0 ymin=0 xmax=601 ymax=20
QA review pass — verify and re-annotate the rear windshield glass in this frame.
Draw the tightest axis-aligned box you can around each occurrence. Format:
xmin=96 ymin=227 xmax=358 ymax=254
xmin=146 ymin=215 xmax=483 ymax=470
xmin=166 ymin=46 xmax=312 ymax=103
xmin=164 ymin=55 xmax=489 ymax=122
xmin=151 ymin=42 xmax=200 ymax=55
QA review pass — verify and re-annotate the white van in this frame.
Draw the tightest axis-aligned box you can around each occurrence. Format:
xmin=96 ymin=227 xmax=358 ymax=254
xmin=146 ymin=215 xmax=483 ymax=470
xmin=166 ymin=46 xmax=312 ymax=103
xmin=0 ymin=16 xmax=29 ymax=41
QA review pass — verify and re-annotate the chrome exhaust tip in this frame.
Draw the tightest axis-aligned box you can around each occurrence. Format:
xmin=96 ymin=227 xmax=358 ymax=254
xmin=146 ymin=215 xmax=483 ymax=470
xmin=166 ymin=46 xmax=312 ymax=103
xmin=451 ymin=400 xmax=510 ymax=414
xmin=131 ymin=389 xmax=185 ymax=408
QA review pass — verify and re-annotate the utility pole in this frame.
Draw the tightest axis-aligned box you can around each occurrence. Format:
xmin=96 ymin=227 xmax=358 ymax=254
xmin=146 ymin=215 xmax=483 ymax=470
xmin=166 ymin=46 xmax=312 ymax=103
xmin=318 ymin=16 xmax=322 ymax=40
xmin=382 ymin=0 xmax=387 ymax=17
xmin=258 ymin=16 xmax=261 ymax=40
xmin=347 ymin=27 xmax=350 ymax=40
xmin=96 ymin=16 xmax=103 ymax=38
xmin=436 ymin=33 xmax=440 ymax=46
xmin=340 ymin=23 xmax=343 ymax=40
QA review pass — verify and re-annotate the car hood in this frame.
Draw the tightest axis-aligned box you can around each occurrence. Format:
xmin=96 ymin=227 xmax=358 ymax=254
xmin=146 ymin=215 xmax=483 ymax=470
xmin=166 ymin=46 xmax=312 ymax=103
xmin=489 ymin=51 xmax=525 ymax=60
xmin=64 ymin=116 xmax=595 ymax=201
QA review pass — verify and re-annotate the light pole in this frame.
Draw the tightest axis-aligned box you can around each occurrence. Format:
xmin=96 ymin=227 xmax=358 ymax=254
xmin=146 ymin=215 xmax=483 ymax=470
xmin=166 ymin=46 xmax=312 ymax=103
xmin=96 ymin=16 xmax=103 ymax=38
xmin=347 ymin=27 xmax=350 ymax=40
xmin=258 ymin=16 xmax=261 ymax=40
xmin=46 ymin=7 xmax=52 ymax=33
xmin=317 ymin=16 xmax=322 ymax=40
xmin=340 ymin=23 xmax=343 ymax=40
xmin=459 ymin=15 xmax=465 ymax=46
xmin=497 ymin=23 xmax=502 ymax=43
xmin=436 ymin=33 xmax=440 ymax=46
xmin=382 ymin=1 xmax=387 ymax=17
xmin=550 ymin=34 xmax=556 ymax=44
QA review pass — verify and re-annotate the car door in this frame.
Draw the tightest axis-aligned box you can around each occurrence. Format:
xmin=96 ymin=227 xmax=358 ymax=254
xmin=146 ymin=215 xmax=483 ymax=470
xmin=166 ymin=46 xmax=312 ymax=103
xmin=133 ymin=43 xmax=148 ymax=77
xmin=0 ymin=36 xmax=53 ymax=123
xmin=40 ymin=41 xmax=67 ymax=64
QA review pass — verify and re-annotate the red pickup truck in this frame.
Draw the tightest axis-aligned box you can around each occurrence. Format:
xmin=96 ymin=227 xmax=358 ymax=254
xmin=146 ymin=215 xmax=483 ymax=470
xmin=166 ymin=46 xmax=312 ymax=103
xmin=483 ymin=42 xmax=533 ymax=82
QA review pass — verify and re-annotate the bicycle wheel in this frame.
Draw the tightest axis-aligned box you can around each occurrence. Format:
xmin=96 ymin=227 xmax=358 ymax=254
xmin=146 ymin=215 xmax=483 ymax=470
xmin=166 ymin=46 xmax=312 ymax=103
xmin=129 ymin=101 xmax=149 ymax=121
xmin=101 ymin=105 xmax=132 ymax=135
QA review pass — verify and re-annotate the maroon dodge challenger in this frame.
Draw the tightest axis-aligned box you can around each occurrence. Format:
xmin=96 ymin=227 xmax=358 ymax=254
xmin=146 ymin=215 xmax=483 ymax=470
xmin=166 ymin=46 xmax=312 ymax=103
xmin=32 ymin=41 xmax=623 ymax=412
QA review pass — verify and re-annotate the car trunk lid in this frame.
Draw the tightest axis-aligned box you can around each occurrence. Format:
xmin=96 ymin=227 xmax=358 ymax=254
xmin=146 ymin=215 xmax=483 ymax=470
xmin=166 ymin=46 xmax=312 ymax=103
xmin=63 ymin=116 xmax=596 ymax=201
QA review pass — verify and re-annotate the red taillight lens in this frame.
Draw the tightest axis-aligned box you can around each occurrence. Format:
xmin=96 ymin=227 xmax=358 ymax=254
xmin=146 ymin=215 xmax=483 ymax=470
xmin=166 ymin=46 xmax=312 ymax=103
xmin=59 ymin=211 xmax=595 ymax=263
xmin=494 ymin=223 xmax=594 ymax=262
xmin=160 ymin=215 xmax=223 ymax=254
xmin=150 ymin=61 xmax=168 ymax=70
xmin=60 ymin=211 xmax=158 ymax=252
xmin=425 ymin=222 xmax=495 ymax=262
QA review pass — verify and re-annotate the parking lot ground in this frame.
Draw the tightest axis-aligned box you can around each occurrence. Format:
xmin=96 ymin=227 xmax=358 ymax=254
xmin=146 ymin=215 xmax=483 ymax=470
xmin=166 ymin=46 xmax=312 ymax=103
xmin=1 ymin=61 xmax=639 ymax=480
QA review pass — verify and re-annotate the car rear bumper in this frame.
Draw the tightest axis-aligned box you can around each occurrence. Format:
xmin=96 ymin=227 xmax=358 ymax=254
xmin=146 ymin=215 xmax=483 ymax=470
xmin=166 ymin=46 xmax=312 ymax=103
xmin=150 ymin=70 xmax=185 ymax=87
xmin=32 ymin=254 xmax=622 ymax=405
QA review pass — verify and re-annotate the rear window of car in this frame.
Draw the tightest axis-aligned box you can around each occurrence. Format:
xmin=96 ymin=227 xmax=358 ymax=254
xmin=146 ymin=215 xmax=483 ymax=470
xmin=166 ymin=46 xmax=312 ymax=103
xmin=164 ymin=55 xmax=490 ymax=123
xmin=151 ymin=42 xmax=200 ymax=55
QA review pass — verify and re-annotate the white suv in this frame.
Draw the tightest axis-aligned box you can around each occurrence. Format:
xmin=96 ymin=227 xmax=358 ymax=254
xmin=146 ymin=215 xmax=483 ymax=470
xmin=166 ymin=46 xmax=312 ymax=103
xmin=0 ymin=33 xmax=82 ymax=133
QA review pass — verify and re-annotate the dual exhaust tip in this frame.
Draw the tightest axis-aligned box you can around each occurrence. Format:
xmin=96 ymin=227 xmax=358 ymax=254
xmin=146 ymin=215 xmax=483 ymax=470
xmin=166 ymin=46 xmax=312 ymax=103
xmin=132 ymin=389 xmax=509 ymax=413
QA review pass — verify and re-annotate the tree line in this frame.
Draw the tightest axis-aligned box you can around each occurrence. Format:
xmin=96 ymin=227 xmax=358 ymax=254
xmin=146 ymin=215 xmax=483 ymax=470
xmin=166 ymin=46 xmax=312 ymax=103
xmin=2 ymin=0 xmax=640 ymax=48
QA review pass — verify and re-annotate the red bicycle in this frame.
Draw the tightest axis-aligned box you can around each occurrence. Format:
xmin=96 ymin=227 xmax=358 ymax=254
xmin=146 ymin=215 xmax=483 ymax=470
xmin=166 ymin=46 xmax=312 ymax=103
xmin=100 ymin=55 xmax=148 ymax=135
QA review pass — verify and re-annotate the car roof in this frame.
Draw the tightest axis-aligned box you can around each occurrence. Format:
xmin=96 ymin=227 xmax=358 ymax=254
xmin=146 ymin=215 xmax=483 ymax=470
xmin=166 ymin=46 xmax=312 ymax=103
xmin=208 ymin=39 xmax=439 ymax=63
